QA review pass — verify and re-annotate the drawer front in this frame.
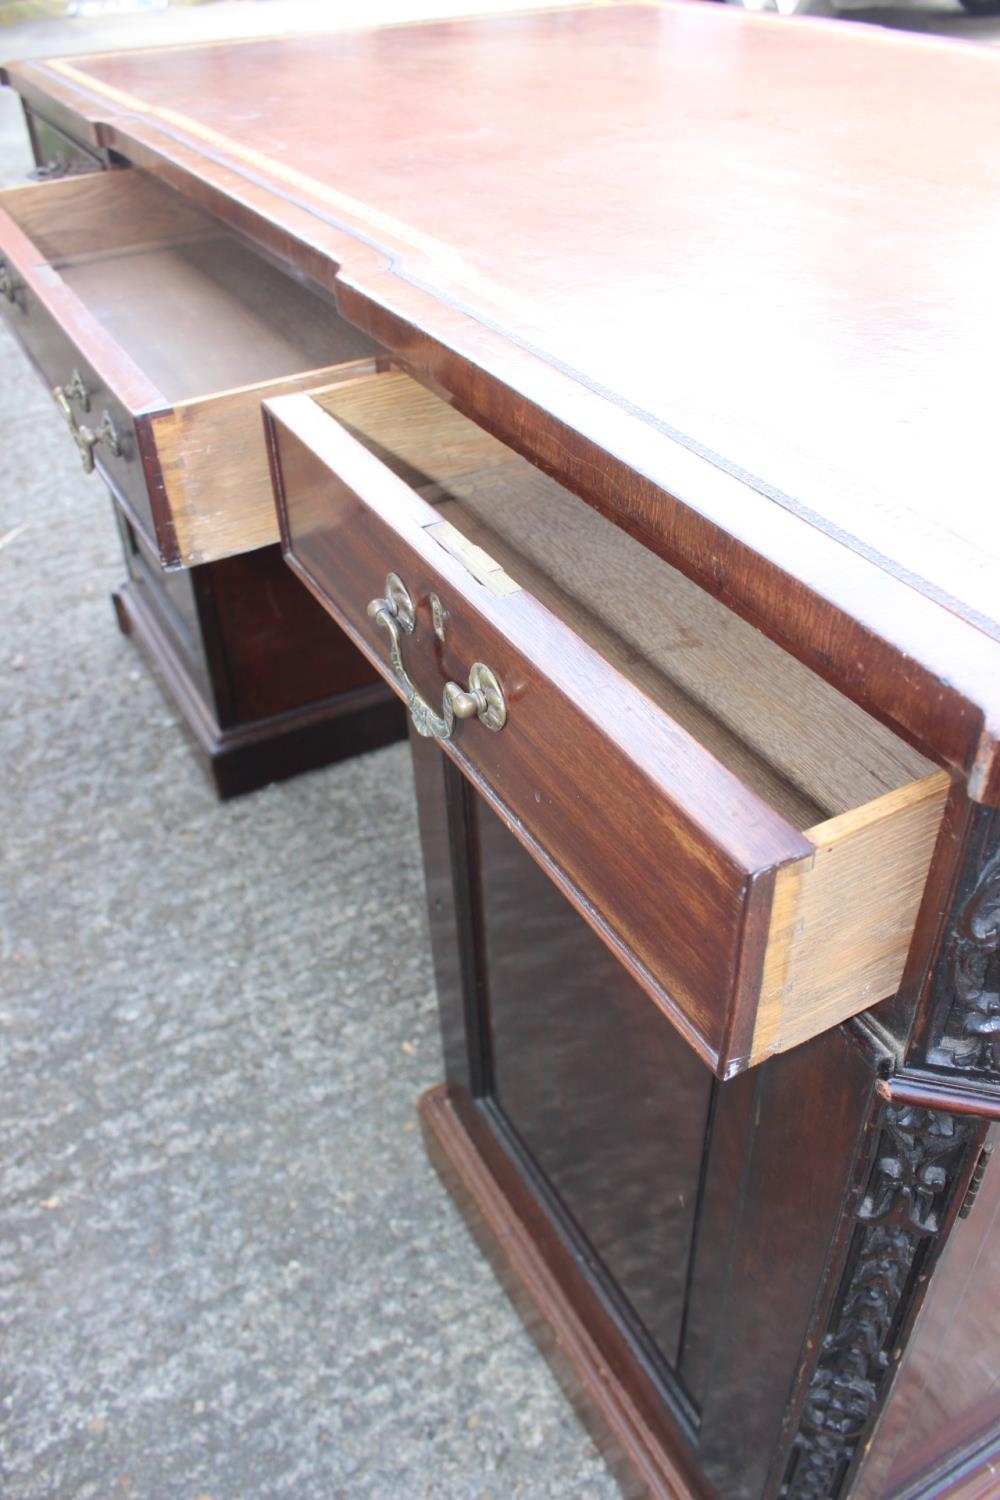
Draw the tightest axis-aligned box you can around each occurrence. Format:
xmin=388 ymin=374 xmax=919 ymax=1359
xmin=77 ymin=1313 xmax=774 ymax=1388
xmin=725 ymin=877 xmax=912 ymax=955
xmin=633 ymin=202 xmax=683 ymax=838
xmin=265 ymin=390 xmax=814 ymax=1076
xmin=0 ymin=171 xmax=380 ymax=568
xmin=114 ymin=505 xmax=212 ymax=705
xmin=0 ymin=230 xmax=158 ymax=545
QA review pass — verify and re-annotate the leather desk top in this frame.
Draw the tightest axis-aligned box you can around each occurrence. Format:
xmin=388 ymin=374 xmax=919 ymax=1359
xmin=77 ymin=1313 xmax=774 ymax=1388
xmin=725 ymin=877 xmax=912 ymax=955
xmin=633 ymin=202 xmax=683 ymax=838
xmin=5 ymin=2 xmax=1000 ymax=797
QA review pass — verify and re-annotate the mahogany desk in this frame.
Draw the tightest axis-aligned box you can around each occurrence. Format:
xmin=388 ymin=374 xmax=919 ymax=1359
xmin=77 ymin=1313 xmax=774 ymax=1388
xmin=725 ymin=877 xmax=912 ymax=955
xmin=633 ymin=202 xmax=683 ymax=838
xmin=4 ymin=6 xmax=1000 ymax=1497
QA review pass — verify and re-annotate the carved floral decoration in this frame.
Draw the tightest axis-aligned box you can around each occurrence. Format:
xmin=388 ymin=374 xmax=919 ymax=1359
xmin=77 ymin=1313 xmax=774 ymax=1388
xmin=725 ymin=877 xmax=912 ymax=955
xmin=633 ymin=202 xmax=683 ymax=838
xmin=781 ymin=1106 xmax=974 ymax=1500
xmin=929 ymin=845 xmax=1000 ymax=1075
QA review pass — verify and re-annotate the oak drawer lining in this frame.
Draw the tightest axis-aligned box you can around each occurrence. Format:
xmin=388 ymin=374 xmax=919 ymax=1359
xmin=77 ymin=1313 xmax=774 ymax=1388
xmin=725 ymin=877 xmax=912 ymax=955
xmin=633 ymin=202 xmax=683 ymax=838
xmin=313 ymin=369 xmax=935 ymax=829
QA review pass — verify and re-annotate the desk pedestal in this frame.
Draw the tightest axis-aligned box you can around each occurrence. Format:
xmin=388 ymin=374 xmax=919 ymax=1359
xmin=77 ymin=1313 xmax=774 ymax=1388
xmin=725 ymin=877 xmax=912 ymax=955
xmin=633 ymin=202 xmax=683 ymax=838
xmin=112 ymin=503 xmax=406 ymax=798
xmin=409 ymin=730 xmax=999 ymax=1500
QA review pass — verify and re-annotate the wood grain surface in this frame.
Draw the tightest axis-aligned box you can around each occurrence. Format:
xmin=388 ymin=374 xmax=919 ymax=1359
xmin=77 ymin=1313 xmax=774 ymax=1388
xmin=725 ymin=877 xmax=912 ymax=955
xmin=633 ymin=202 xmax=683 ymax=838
xmin=320 ymin=371 xmax=934 ymax=820
xmin=268 ymin=384 xmax=796 ymax=1075
xmin=153 ymin=358 xmax=379 ymax=565
xmin=0 ymin=169 xmax=212 ymax=261
xmin=6 ymin=2 xmax=1000 ymax=795
xmin=265 ymin=373 xmax=951 ymax=1072
xmin=756 ymin=770 xmax=950 ymax=1064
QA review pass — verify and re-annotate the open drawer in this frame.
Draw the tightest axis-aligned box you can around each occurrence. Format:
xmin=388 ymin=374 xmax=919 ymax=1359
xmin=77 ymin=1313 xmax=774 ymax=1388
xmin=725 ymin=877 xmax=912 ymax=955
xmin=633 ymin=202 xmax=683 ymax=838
xmin=0 ymin=168 xmax=378 ymax=567
xmin=265 ymin=369 xmax=950 ymax=1077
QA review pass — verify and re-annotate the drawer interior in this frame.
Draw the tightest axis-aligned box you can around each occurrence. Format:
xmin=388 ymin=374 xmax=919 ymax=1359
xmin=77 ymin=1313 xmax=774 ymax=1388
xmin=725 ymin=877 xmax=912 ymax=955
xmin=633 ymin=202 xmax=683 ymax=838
xmin=312 ymin=369 xmax=936 ymax=830
xmin=1 ymin=170 xmax=374 ymax=400
xmin=277 ymin=367 xmax=949 ymax=1067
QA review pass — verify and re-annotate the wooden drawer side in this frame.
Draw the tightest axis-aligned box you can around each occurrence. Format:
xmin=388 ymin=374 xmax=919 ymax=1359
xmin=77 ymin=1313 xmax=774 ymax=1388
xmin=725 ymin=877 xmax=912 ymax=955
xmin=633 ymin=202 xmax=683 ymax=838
xmin=753 ymin=770 xmax=952 ymax=1066
xmin=265 ymin=390 xmax=814 ymax=1075
xmin=150 ymin=360 xmax=386 ymax=567
xmin=264 ymin=370 xmax=948 ymax=1074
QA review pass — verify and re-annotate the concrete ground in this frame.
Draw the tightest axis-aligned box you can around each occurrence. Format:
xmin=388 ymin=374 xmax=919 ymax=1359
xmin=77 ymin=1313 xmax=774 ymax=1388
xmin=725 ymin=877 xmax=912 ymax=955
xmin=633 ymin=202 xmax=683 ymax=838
xmin=0 ymin=2 xmax=996 ymax=1498
xmin=0 ymin=6 xmax=619 ymax=1498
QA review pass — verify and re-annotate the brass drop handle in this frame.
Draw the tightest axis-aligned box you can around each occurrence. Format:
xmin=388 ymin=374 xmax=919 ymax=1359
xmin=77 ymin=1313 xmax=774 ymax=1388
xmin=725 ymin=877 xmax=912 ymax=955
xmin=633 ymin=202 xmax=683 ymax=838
xmin=53 ymin=379 xmax=121 ymax=474
xmin=29 ymin=154 xmax=70 ymax=181
xmin=367 ymin=572 xmax=506 ymax=740
xmin=0 ymin=260 xmax=18 ymax=303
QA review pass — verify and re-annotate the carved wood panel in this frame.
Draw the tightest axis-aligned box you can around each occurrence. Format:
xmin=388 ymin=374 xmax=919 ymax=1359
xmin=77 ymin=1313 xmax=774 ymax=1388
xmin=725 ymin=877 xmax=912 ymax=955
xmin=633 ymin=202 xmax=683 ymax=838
xmin=779 ymin=1103 xmax=980 ymax=1500
xmin=924 ymin=810 xmax=1000 ymax=1079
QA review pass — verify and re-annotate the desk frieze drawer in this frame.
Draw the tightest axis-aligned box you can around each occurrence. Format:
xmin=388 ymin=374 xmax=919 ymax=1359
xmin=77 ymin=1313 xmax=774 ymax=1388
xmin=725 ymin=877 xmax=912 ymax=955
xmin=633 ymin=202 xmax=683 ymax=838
xmin=0 ymin=168 xmax=377 ymax=567
xmin=265 ymin=369 xmax=950 ymax=1077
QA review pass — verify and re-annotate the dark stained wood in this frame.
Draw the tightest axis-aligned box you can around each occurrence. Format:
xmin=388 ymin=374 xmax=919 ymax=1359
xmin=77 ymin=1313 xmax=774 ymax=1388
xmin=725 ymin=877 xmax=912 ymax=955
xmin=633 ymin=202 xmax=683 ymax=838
xmin=409 ymin=727 xmax=950 ymax=1500
xmin=841 ymin=809 xmax=1000 ymax=1494
xmin=476 ymin=789 xmax=713 ymax=1371
xmin=410 ymin=724 xmax=997 ymax=1500
xmin=6 ymin=5 xmax=1000 ymax=796
xmin=887 ymin=1073 xmax=1000 ymax=1123
xmin=911 ymin=805 xmax=1000 ymax=1077
xmin=684 ymin=1026 xmax=882 ymax=1500
xmin=113 ymin=570 xmax=405 ymax=799
xmin=776 ymin=1099 xmax=988 ymax=1500
xmin=113 ymin=509 xmax=405 ymax=798
xmin=410 ymin=727 xmax=711 ymax=1487
xmin=113 ymin=502 xmax=213 ymax=702
xmin=200 ymin=547 xmax=382 ymax=725
xmin=408 ymin=729 xmax=482 ymax=1095
xmin=853 ymin=1129 xmax=1000 ymax=1499
xmin=421 ymin=1084 xmax=709 ymax=1500
xmin=266 ymin=384 xmax=804 ymax=1076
